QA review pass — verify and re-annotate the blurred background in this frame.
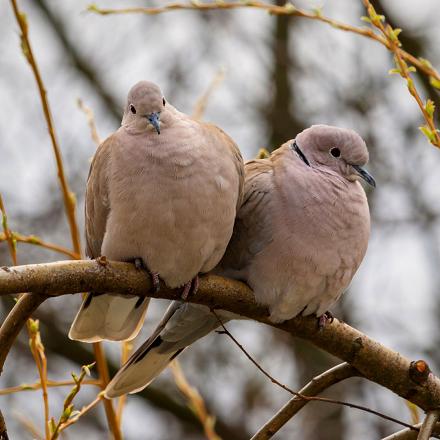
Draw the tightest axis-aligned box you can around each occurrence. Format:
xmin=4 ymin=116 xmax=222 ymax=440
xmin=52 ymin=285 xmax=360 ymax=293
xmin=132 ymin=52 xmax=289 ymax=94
xmin=1 ymin=0 xmax=440 ymax=438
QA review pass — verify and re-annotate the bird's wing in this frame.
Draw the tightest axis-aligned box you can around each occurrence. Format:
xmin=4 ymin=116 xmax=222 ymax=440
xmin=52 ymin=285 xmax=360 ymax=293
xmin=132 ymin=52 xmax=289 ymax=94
xmin=219 ymin=158 xmax=275 ymax=275
xmin=84 ymin=136 xmax=114 ymax=258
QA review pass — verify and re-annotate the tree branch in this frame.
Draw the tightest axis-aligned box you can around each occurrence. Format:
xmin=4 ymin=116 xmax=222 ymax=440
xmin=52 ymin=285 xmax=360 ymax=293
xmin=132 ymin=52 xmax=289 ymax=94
xmin=0 ymin=293 xmax=47 ymax=374
xmin=382 ymin=422 xmax=440 ymax=440
xmin=9 ymin=0 xmax=82 ymax=254
xmin=1 ymin=259 xmax=440 ymax=414
xmin=418 ymin=410 xmax=440 ymax=440
xmin=251 ymin=363 xmax=359 ymax=440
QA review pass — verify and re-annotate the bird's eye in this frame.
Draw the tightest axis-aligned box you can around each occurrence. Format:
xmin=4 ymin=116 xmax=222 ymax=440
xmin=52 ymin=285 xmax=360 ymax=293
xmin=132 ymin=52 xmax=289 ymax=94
xmin=162 ymin=98 xmax=166 ymax=106
xmin=330 ymin=147 xmax=341 ymax=158
xmin=130 ymin=104 xmax=136 ymax=114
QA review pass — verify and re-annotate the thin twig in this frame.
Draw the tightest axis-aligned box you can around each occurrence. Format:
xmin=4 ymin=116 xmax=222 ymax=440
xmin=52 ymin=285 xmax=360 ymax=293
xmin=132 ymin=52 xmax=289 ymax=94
xmin=0 ymin=232 xmax=79 ymax=259
xmin=87 ymin=1 xmax=440 ymax=87
xmin=28 ymin=319 xmax=50 ymax=439
xmin=0 ymin=196 xmax=17 ymax=266
xmin=251 ymin=363 xmax=359 ymax=440
xmin=88 ymin=0 xmax=440 ymax=149
xmin=192 ymin=68 xmax=226 ymax=120
xmin=14 ymin=412 xmax=43 ymax=440
xmin=170 ymin=360 xmax=221 ymax=440
xmin=49 ymin=363 xmax=96 ymax=440
xmin=0 ymin=379 xmax=100 ymax=396
xmin=211 ymin=311 xmax=419 ymax=432
xmin=362 ymin=0 xmax=440 ymax=147
xmin=57 ymin=394 xmax=104 ymax=433
xmin=9 ymin=0 xmax=81 ymax=253
xmin=0 ymin=195 xmax=51 ymax=437
xmin=77 ymin=98 xmax=101 ymax=147
xmin=92 ymin=343 xmax=122 ymax=439
xmin=116 ymin=340 xmax=133 ymax=428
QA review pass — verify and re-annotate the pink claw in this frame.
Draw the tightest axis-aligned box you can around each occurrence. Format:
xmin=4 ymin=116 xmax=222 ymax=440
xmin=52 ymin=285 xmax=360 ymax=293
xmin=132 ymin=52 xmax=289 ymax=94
xmin=181 ymin=275 xmax=199 ymax=300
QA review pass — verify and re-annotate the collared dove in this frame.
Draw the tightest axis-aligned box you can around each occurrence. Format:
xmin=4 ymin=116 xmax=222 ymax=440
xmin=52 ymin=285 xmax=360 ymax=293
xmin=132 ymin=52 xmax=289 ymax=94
xmin=104 ymin=124 xmax=375 ymax=397
xmin=69 ymin=80 xmax=244 ymax=343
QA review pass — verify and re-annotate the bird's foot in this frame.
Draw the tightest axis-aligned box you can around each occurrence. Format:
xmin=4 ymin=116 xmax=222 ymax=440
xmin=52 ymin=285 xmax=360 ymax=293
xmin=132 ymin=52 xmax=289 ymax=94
xmin=181 ymin=275 xmax=199 ymax=300
xmin=96 ymin=255 xmax=108 ymax=267
xmin=317 ymin=311 xmax=334 ymax=330
xmin=133 ymin=258 xmax=160 ymax=293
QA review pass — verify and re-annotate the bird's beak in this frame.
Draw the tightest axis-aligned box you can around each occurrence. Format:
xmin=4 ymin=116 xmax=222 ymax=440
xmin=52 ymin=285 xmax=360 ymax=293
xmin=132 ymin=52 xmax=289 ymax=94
xmin=351 ymin=164 xmax=376 ymax=188
xmin=146 ymin=112 xmax=161 ymax=135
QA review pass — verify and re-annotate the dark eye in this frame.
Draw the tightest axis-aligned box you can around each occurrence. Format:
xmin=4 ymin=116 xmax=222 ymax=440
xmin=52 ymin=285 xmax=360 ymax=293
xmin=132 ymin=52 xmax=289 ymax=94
xmin=130 ymin=104 xmax=136 ymax=114
xmin=162 ymin=98 xmax=166 ymax=106
xmin=330 ymin=147 xmax=341 ymax=158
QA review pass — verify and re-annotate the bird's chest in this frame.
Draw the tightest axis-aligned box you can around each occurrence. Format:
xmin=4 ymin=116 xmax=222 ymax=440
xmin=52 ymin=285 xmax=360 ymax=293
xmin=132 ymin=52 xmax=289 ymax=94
xmin=275 ymin=172 xmax=370 ymax=271
xmin=107 ymin=136 xmax=232 ymax=230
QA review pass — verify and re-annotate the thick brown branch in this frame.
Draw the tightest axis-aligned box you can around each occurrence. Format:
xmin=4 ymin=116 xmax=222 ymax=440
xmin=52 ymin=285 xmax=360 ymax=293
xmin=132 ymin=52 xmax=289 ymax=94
xmin=1 ymin=260 xmax=440 ymax=413
xmin=251 ymin=363 xmax=359 ymax=440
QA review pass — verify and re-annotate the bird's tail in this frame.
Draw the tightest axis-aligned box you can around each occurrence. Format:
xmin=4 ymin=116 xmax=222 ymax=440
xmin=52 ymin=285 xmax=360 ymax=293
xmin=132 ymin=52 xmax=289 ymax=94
xmin=105 ymin=302 xmax=228 ymax=398
xmin=68 ymin=293 xmax=150 ymax=342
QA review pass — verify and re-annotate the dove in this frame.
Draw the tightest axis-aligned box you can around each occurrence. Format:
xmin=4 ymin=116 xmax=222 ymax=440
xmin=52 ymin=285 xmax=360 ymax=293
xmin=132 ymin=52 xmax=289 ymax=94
xmin=68 ymin=80 xmax=244 ymax=343
xmin=104 ymin=124 xmax=374 ymax=397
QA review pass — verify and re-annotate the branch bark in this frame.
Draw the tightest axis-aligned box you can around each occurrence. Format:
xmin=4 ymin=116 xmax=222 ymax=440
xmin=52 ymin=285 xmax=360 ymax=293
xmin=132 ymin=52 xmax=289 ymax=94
xmin=251 ymin=363 xmax=359 ymax=440
xmin=1 ymin=260 xmax=440 ymax=413
xmin=382 ymin=422 xmax=440 ymax=440
xmin=418 ymin=410 xmax=440 ymax=440
xmin=0 ymin=293 xmax=46 ymax=373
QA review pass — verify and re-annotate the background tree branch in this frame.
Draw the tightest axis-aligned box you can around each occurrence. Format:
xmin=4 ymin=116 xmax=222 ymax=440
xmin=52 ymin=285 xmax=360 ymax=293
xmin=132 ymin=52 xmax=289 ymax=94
xmin=251 ymin=363 xmax=360 ymax=440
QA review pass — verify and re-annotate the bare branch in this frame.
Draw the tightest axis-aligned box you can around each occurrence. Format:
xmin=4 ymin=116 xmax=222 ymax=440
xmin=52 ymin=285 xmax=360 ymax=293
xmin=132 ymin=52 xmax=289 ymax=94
xmin=2 ymin=260 xmax=440 ymax=414
xmin=77 ymin=99 xmax=102 ymax=148
xmin=57 ymin=394 xmax=104 ymax=433
xmin=214 ymin=315 xmax=416 ymax=431
xmin=0 ymin=232 xmax=80 ymax=259
xmin=91 ymin=342 xmax=121 ymax=439
xmin=0 ymin=195 xmax=17 ymax=266
xmin=9 ymin=0 xmax=82 ymax=253
xmin=362 ymin=0 xmax=440 ymax=146
xmin=0 ymin=379 xmax=100 ymax=396
xmin=251 ymin=363 xmax=359 ymax=440
xmin=87 ymin=1 xmax=440 ymax=91
xmin=0 ymin=293 xmax=47 ymax=374
xmin=418 ymin=410 xmax=440 ymax=440
xmin=170 ymin=361 xmax=221 ymax=440
xmin=88 ymin=0 xmax=440 ymax=149
xmin=28 ymin=319 xmax=50 ymax=438
xmin=382 ymin=422 xmax=440 ymax=440
xmin=192 ymin=68 xmax=225 ymax=120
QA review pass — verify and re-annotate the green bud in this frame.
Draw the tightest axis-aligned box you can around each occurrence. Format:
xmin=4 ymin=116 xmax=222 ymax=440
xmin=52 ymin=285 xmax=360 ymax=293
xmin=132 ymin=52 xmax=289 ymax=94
xmin=425 ymin=99 xmax=435 ymax=119
xmin=419 ymin=125 xmax=436 ymax=143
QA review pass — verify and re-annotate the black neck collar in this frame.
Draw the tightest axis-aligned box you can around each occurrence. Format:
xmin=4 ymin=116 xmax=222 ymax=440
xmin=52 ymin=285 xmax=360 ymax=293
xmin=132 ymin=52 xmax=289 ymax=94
xmin=291 ymin=140 xmax=310 ymax=167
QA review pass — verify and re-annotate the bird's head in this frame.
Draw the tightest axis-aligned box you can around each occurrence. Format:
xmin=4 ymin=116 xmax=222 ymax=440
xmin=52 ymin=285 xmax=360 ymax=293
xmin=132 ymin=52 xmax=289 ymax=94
xmin=293 ymin=124 xmax=376 ymax=187
xmin=122 ymin=81 xmax=166 ymax=134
